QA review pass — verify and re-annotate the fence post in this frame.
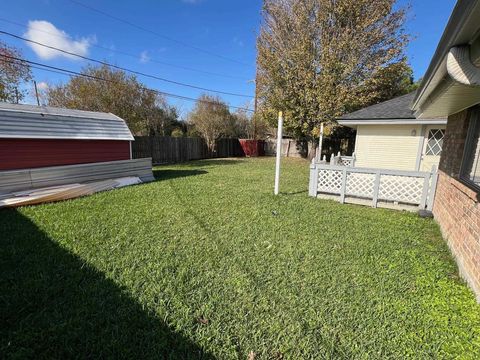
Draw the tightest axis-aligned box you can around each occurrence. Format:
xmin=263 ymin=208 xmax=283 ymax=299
xmin=427 ymin=165 xmax=439 ymax=211
xmin=419 ymin=173 xmax=431 ymax=210
xmin=372 ymin=171 xmax=381 ymax=208
xmin=339 ymin=168 xmax=347 ymax=203
xmin=309 ymin=159 xmax=319 ymax=197
xmin=274 ymin=111 xmax=284 ymax=195
xmin=352 ymin=152 xmax=356 ymax=167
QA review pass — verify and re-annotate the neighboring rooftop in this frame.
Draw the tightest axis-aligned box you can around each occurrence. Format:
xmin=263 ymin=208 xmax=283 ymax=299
xmin=339 ymin=92 xmax=416 ymax=120
xmin=0 ymin=102 xmax=134 ymax=141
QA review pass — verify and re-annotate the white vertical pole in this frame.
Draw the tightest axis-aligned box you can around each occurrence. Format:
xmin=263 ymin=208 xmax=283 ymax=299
xmin=316 ymin=122 xmax=324 ymax=162
xmin=274 ymin=111 xmax=283 ymax=195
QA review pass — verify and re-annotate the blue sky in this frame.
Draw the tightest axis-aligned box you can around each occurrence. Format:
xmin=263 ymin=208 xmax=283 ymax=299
xmin=2 ymin=0 xmax=456 ymax=116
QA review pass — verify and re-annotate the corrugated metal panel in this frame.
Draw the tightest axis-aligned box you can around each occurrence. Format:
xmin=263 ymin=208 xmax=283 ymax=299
xmin=0 ymin=102 xmax=134 ymax=140
xmin=0 ymin=158 xmax=154 ymax=194
xmin=0 ymin=139 xmax=131 ymax=170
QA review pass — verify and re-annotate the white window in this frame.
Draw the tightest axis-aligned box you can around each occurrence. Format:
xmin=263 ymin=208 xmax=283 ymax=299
xmin=461 ymin=112 xmax=480 ymax=187
xmin=425 ymin=129 xmax=445 ymax=156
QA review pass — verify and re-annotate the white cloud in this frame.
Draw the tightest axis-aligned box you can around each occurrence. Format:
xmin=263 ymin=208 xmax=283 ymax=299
xmin=36 ymin=81 xmax=49 ymax=91
xmin=24 ymin=20 xmax=95 ymax=60
xmin=139 ymin=50 xmax=150 ymax=64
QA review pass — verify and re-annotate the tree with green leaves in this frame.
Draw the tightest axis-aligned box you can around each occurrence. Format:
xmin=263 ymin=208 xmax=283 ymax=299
xmin=257 ymin=0 xmax=411 ymax=151
xmin=142 ymin=95 xmax=181 ymax=136
xmin=0 ymin=41 xmax=32 ymax=103
xmin=188 ymin=94 xmax=234 ymax=152
xmin=47 ymin=64 xmax=178 ymax=135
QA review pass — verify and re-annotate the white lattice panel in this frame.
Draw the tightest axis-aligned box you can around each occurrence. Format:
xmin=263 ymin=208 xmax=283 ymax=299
xmin=317 ymin=169 xmax=342 ymax=194
xmin=346 ymin=172 xmax=375 ymax=198
xmin=378 ymin=175 xmax=425 ymax=204
xmin=340 ymin=158 xmax=353 ymax=167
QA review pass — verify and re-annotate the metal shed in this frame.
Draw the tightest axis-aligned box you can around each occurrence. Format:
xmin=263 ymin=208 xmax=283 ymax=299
xmin=0 ymin=102 xmax=134 ymax=171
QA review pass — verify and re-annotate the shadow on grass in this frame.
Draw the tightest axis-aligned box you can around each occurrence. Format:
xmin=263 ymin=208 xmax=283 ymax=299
xmin=0 ymin=210 xmax=215 ymax=359
xmin=153 ymin=169 xmax=208 ymax=181
xmin=281 ymin=190 xmax=308 ymax=196
xmin=178 ymin=159 xmax=244 ymax=168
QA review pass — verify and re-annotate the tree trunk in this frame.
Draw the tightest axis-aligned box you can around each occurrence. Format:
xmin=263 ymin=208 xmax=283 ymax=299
xmin=307 ymin=140 xmax=318 ymax=160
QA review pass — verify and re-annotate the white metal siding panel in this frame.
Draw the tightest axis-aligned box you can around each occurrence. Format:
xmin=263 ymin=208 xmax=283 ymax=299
xmin=354 ymin=125 xmax=422 ymax=171
xmin=0 ymin=158 xmax=154 ymax=194
xmin=0 ymin=103 xmax=134 ymax=141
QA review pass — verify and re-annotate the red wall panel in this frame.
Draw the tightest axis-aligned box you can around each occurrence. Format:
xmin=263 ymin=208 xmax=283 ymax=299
xmin=0 ymin=139 xmax=131 ymax=171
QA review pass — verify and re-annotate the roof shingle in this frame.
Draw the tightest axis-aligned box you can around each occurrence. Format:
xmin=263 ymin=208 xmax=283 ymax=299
xmin=339 ymin=92 xmax=416 ymax=120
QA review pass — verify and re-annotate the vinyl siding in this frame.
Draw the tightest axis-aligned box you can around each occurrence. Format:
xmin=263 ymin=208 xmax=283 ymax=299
xmin=354 ymin=125 xmax=422 ymax=171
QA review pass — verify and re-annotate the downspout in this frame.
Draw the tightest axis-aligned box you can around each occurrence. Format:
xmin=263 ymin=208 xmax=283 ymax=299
xmin=415 ymin=125 xmax=427 ymax=171
xmin=447 ymin=45 xmax=480 ymax=86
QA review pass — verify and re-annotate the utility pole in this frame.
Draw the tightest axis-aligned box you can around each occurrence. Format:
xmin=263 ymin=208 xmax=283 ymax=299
xmin=253 ymin=69 xmax=258 ymax=140
xmin=33 ymin=81 xmax=40 ymax=106
xmin=247 ymin=72 xmax=259 ymax=140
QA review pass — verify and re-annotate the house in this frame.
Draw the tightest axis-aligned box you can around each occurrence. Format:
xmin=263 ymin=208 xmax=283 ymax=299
xmin=0 ymin=102 xmax=134 ymax=171
xmin=333 ymin=0 xmax=480 ymax=300
xmin=410 ymin=0 xmax=480 ymax=300
xmin=337 ymin=92 xmax=447 ymax=171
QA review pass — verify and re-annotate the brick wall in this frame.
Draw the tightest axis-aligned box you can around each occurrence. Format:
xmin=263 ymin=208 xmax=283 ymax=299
xmin=433 ymin=108 xmax=480 ymax=301
xmin=438 ymin=110 xmax=471 ymax=177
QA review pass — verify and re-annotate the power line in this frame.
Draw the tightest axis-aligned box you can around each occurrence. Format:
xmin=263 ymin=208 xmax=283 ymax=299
xmin=0 ymin=30 xmax=254 ymax=99
xmin=0 ymin=18 xmax=251 ymax=81
xmin=0 ymin=53 xmax=253 ymax=112
xmin=68 ymin=0 xmax=251 ymax=67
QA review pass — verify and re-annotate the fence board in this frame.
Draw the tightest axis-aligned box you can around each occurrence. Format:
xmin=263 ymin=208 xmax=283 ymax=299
xmin=132 ymin=136 xmax=244 ymax=165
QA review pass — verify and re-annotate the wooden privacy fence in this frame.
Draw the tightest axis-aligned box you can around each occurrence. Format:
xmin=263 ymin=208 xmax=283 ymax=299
xmin=309 ymin=161 xmax=439 ymax=211
xmin=264 ymin=139 xmax=310 ymax=158
xmin=264 ymin=137 xmax=354 ymax=159
xmin=132 ymin=136 xmax=244 ymax=165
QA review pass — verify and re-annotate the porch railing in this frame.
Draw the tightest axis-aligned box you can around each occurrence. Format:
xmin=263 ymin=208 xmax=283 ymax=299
xmin=309 ymin=161 xmax=439 ymax=211
xmin=318 ymin=152 xmax=356 ymax=167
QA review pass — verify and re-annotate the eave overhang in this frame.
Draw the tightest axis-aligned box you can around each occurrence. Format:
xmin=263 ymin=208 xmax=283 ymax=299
xmin=412 ymin=0 xmax=480 ymax=118
xmin=337 ymin=118 xmax=447 ymax=128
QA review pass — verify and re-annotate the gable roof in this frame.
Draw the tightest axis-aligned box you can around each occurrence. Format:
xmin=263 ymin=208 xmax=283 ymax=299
xmin=340 ymin=92 xmax=416 ymax=120
xmin=337 ymin=92 xmax=446 ymax=126
xmin=0 ymin=102 xmax=134 ymax=141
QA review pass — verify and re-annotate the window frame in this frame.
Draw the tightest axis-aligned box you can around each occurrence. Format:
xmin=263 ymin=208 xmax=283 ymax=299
xmin=460 ymin=109 xmax=480 ymax=192
xmin=425 ymin=128 xmax=445 ymax=156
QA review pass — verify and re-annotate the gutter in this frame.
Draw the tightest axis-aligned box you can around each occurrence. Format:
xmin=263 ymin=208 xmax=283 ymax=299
xmin=337 ymin=118 xmax=447 ymax=127
xmin=447 ymin=46 xmax=480 ymax=86
xmin=412 ymin=0 xmax=480 ymax=111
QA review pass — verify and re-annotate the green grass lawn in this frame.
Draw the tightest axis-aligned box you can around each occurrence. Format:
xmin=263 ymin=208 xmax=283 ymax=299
xmin=1 ymin=157 xmax=480 ymax=359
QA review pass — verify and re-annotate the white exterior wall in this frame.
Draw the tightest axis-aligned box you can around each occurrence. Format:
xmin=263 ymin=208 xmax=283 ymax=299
xmin=354 ymin=124 xmax=423 ymax=171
